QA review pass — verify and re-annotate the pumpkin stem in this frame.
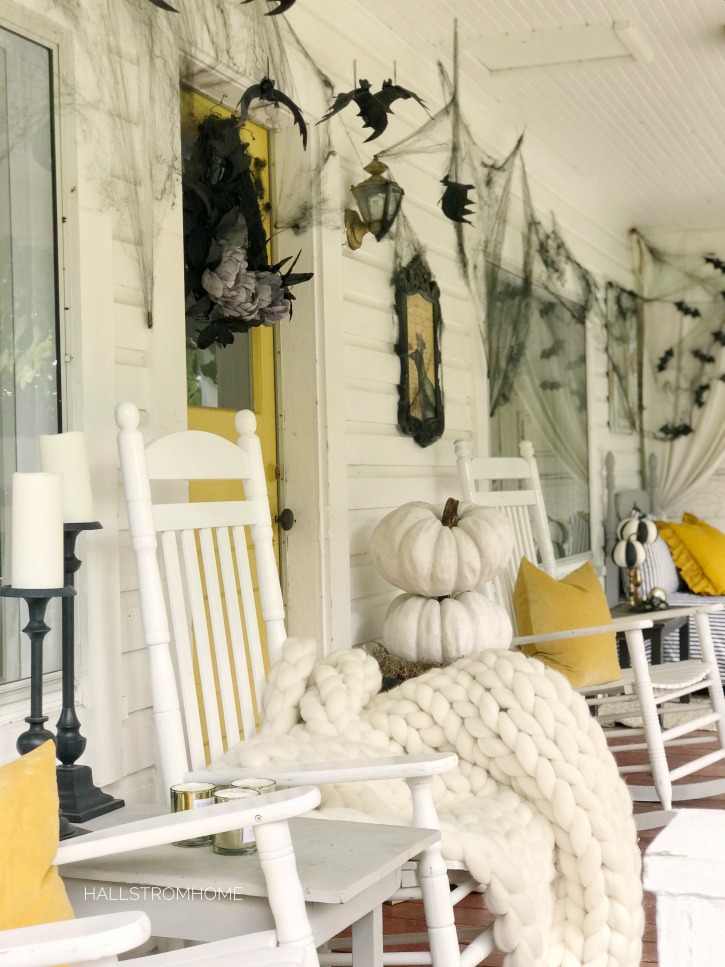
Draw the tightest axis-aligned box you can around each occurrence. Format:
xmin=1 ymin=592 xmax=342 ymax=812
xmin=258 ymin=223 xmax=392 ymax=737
xmin=441 ymin=497 xmax=460 ymax=528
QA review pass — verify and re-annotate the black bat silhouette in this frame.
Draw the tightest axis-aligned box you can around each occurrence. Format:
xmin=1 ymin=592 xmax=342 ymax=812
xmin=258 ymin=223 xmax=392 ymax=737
xmin=674 ymin=300 xmax=701 ymax=318
xmin=317 ymin=79 xmax=390 ymax=142
xmin=238 ymin=77 xmax=307 ymax=150
xmin=241 ymin=0 xmax=297 ymax=15
xmin=148 ymin=0 xmax=178 ymax=10
xmin=657 ymin=347 xmax=674 ymax=372
xmin=540 ymin=340 xmax=564 ymax=360
xmin=704 ymin=254 xmax=725 ymax=273
xmin=374 ymin=80 xmax=428 ymax=114
xmin=439 ymin=176 xmax=475 ymax=224
xmin=694 ymin=384 xmax=710 ymax=408
xmin=659 ymin=423 xmax=693 ymax=439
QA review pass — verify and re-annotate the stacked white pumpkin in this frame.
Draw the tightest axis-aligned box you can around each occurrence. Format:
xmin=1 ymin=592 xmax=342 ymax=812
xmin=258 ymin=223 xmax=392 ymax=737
xmin=612 ymin=514 xmax=660 ymax=607
xmin=370 ymin=497 xmax=516 ymax=663
xmin=612 ymin=515 xmax=658 ymax=569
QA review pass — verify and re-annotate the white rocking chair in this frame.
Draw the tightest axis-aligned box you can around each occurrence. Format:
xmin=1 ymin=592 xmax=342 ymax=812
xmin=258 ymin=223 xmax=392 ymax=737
xmin=114 ymin=402 xmax=465 ymax=967
xmin=455 ymin=437 xmax=725 ymax=814
xmin=6 ymin=786 xmax=321 ymax=966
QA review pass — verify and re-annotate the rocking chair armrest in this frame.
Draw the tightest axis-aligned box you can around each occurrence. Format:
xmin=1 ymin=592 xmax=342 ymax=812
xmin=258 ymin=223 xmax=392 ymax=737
xmin=186 ymin=752 xmax=459 ymax=788
xmin=56 ymin=786 xmax=320 ymax=867
xmin=644 ymin=602 xmax=725 ymax=621
xmin=0 ymin=911 xmax=150 ymax=967
xmin=512 ymin=616 xmax=654 ymax=648
xmin=123 ymin=937 xmax=307 ymax=967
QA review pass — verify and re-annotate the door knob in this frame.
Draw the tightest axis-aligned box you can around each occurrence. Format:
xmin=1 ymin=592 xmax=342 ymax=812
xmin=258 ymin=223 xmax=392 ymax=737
xmin=276 ymin=508 xmax=295 ymax=531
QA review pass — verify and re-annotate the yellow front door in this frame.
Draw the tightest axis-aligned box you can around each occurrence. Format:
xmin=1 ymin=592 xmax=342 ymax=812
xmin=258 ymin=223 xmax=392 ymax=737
xmin=181 ymin=88 xmax=279 ymax=540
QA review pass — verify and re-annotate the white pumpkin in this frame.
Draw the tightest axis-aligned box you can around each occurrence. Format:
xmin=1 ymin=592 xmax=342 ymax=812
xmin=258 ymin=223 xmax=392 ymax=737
xmin=613 ymin=536 xmax=646 ymax=568
xmin=616 ymin=517 xmax=657 ymax=544
xmin=371 ymin=498 xmax=515 ymax=597
xmin=383 ymin=590 xmax=513 ymax=663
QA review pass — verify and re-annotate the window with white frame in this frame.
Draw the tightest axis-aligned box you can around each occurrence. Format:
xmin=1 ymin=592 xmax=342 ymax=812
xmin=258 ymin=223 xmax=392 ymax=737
xmin=0 ymin=23 xmax=62 ymax=686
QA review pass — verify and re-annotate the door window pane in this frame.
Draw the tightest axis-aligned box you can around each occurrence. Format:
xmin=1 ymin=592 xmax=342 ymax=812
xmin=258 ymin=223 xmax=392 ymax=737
xmin=0 ymin=25 xmax=61 ymax=685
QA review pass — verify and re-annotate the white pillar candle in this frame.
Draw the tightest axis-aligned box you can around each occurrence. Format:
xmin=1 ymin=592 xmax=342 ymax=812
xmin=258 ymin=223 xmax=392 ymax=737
xmin=38 ymin=431 xmax=95 ymax=523
xmin=11 ymin=473 xmax=64 ymax=589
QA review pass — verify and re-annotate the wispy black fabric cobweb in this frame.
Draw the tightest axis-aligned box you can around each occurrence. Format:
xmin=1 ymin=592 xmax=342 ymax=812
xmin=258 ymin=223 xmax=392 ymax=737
xmin=44 ymin=0 xmax=336 ymax=329
xmin=34 ymin=2 xmax=725 ymax=458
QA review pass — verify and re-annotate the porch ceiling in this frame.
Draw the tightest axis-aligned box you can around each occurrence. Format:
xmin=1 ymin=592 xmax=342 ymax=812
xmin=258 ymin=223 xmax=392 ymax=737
xmin=302 ymin=0 xmax=725 ymax=235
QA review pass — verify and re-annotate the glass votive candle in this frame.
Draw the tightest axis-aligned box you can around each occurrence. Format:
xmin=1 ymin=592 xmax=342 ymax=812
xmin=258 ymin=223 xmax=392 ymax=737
xmin=170 ymin=781 xmax=217 ymax=848
xmin=212 ymin=787 xmax=260 ymax=856
xmin=230 ymin=777 xmax=276 ymax=795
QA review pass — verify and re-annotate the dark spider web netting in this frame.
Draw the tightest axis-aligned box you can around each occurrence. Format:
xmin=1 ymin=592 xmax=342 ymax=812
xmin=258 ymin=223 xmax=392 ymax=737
xmin=41 ymin=0 xmax=337 ymax=336
xmin=633 ymin=232 xmax=725 ymax=442
xmin=23 ymin=3 xmax=724 ymax=492
xmin=381 ymin=61 xmax=594 ymax=528
xmin=630 ymin=232 xmax=725 ymax=505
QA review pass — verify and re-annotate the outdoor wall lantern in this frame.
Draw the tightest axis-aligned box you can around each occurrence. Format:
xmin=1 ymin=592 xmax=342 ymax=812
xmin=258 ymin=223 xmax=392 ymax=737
xmin=345 ymin=157 xmax=404 ymax=249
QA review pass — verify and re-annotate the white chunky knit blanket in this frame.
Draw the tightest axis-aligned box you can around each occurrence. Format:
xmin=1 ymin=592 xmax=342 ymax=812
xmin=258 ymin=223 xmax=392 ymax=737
xmin=210 ymin=638 xmax=643 ymax=967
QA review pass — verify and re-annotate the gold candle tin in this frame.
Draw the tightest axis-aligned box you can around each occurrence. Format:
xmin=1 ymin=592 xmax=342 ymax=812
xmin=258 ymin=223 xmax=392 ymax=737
xmin=230 ymin=777 xmax=276 ymax=795
xmin=170 ymin=781 xmax=217 ymax=847
xmin=212 ymin=787 xmax=260 ymax=855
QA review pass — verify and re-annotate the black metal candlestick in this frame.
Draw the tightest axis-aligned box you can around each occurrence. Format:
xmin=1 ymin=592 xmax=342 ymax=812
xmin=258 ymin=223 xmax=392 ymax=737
xmin=56 ymin=522 xmax=124 ymax=823
xmin=0 ymin=584 xmax=79 ymax=839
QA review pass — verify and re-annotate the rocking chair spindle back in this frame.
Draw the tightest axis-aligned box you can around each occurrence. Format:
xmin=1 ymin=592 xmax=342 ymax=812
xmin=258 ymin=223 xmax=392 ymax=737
xmin=116 ymin=402 xmax=287 ymax=796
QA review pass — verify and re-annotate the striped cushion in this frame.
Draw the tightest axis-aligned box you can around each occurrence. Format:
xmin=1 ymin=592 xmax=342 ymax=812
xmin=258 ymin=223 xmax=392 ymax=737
xmin=642 ymin=536 xmax=681 ymax=594
xmin=662 ymin=592 xmax=725 ymax=681
xmin=621 ymin=536 xmax=680 ymax=597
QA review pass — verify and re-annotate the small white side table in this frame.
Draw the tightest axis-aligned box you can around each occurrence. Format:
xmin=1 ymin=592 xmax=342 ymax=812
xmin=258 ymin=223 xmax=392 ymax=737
xmin=61 ymin=806 xmax=439 ymax=967
xmin=644 ymin=808 xmax=725 ymax=967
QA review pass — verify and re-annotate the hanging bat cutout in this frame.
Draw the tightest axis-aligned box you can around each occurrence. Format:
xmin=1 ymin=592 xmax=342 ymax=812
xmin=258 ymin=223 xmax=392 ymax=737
xmin=148 ymin=0 xmax=178 ymax=10
xmin=440 ymin=176 xmax=475 ymax=224
xmin=238 ymin=77 xmax=307 ymax=150
xmin=241 ymin=0 xmax=298 ymax=14
xmin=317 ymin=78 xmax=428 ymax=143
xmin=317 ymin=79 xmax=390 ymax=142
xmin=656 ymin=347 xmax=674 ymax=372
xmin=674 ymin=300 xmax=701 ymax=318
xmin=374 ymin=80 xmax=429 ymax=114
xmin=704 ymin=254 xmax=725 ymax=273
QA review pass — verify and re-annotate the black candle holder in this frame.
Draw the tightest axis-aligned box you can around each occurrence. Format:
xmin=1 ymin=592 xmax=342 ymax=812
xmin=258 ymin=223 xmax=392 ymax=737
xmin=0 ymin=584 xmax=80 ymax=839
xmin=56 ymin=522 xmax=124 ymax=823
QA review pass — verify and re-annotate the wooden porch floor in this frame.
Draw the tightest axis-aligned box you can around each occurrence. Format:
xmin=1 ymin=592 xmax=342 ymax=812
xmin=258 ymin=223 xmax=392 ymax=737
xmin=373 ymin=732 xmax=725 ymax=966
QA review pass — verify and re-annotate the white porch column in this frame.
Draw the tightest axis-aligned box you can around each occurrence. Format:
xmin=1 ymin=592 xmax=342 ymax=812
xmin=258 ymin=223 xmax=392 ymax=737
xmin=644 ymin=808 xmax=725 ymax=967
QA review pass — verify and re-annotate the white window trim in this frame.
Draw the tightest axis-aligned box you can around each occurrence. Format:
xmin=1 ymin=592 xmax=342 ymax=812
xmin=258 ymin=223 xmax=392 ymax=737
xmin=0 ymin=4 xmax=65 ymax=726
xmin=0 ymin=3 xmax=112 ymax=776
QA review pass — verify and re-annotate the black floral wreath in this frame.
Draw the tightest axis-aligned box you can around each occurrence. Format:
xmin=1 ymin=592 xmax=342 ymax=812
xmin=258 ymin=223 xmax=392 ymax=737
xmin=183 ymin=113 xmax=312 ymax=350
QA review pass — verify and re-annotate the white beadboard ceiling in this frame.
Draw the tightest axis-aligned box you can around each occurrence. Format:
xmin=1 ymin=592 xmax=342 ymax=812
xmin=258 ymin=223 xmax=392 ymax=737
xmin=296 ymin=0 xmax=725 ymax=237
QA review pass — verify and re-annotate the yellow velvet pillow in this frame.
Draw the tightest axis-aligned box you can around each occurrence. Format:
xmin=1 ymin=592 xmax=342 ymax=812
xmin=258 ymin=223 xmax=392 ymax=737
xmin=0 ymin=741 xmax=74 ymax=930
xmin=514 ymin=558 xmax=621 ymax=687
xmin=656 ymin=514 xmax=725 ymax=595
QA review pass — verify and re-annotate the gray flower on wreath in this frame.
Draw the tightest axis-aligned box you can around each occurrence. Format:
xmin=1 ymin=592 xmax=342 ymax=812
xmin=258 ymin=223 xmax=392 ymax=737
xmin=202 ymin=247 xmax=261 ymax=320
xmin=255 ymin=271 xmax=291 ymax=325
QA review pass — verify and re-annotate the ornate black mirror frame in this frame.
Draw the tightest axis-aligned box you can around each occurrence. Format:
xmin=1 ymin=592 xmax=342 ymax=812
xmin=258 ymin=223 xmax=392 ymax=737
xmin=393 ymin=254 xmax=444 ymax=447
